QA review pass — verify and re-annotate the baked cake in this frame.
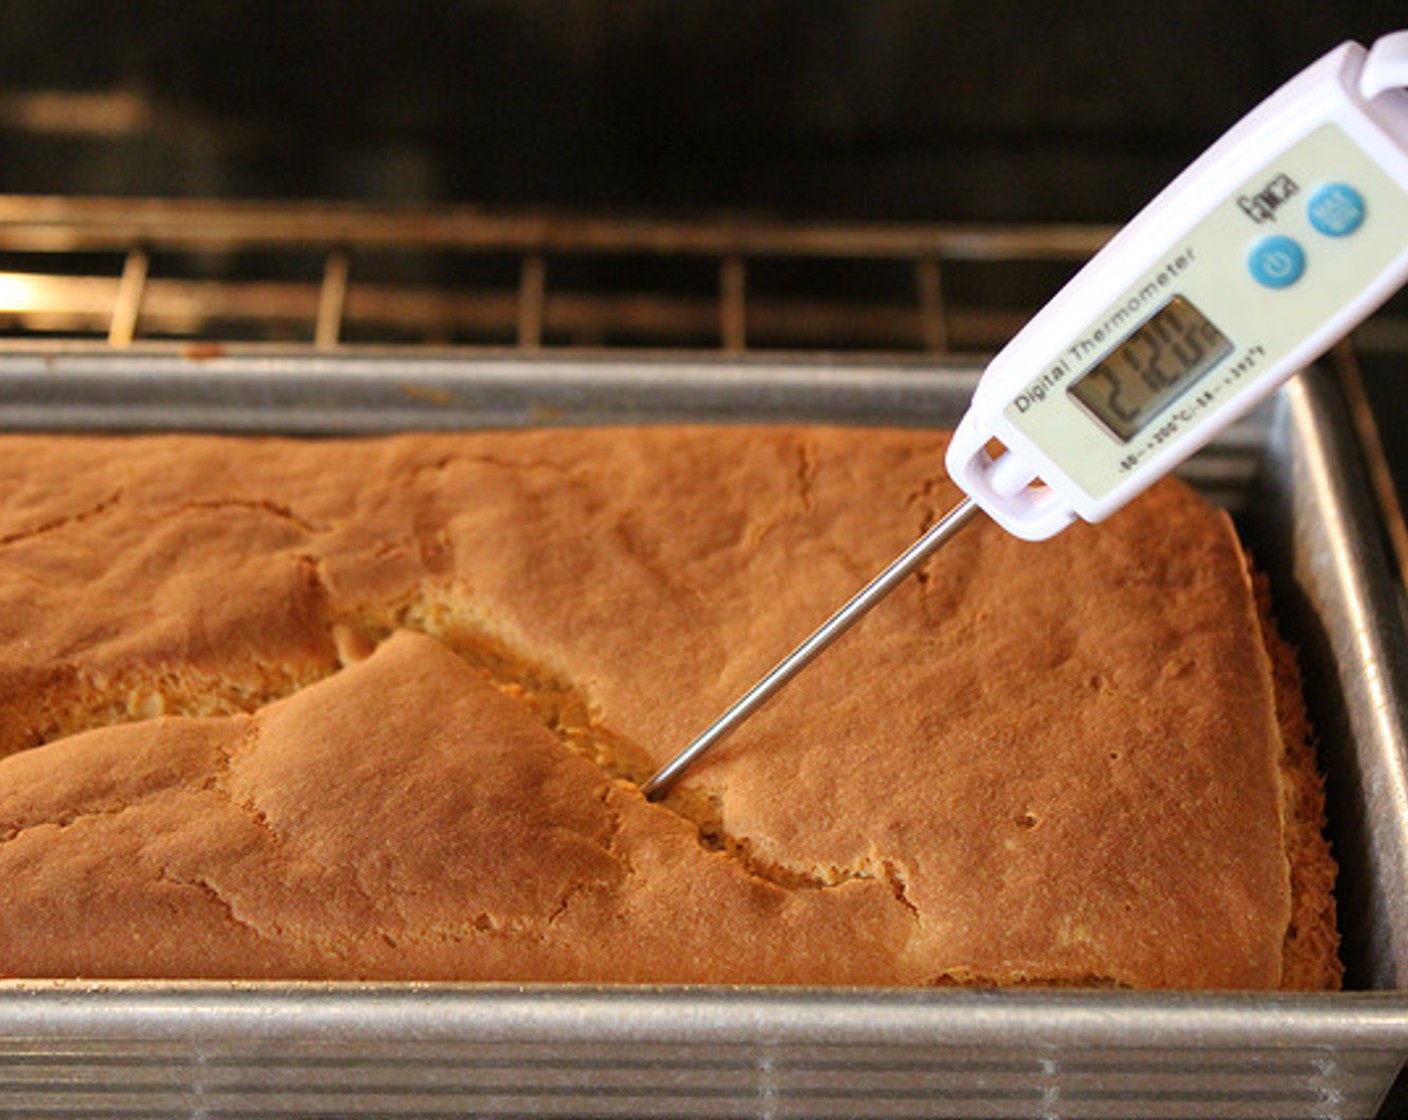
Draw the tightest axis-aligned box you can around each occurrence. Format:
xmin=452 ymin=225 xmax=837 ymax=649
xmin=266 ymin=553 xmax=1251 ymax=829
xmin=0 ymin=427 xmax=1339 ymax=987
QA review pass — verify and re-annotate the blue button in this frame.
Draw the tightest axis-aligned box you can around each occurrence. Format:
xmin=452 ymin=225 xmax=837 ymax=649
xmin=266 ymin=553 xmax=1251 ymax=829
xmin=1307 ymin=182 xmax=1366 ymax=236
xmin=1248 ymin=235 xmax=1306 ymax=289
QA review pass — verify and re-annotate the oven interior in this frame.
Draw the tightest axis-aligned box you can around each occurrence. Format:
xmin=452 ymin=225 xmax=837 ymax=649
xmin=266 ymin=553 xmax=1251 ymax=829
xmin=1 ymin=5 xmax=1407 ymax=1116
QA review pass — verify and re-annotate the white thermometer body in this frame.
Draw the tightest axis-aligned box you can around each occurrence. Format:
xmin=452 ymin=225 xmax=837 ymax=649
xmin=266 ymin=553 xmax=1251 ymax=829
xmin=948 ymin=32 xmax=1408 ymax=540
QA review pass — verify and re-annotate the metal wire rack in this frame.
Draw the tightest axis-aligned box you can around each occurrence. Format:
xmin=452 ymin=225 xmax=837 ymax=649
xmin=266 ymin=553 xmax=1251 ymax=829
xmin=0 ymin=195 xmax=1125 ymax=354
xmin=1 ymin=195 xmax=1404 ymax=356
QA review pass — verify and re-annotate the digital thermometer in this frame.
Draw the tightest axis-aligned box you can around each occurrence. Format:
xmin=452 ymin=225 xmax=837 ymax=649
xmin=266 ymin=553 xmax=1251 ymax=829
xmin=642 ymin=32 xmax=1408 ymax=798
xmin=950 ymin=30 xmax=1408 ymax=539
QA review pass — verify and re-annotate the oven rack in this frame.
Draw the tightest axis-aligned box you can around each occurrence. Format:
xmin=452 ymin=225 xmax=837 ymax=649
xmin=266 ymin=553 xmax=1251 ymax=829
xmin=0 ymin=195 xmax=1122 ymax=353
xmin=1 ymin=195 xmax=1405 ymax=358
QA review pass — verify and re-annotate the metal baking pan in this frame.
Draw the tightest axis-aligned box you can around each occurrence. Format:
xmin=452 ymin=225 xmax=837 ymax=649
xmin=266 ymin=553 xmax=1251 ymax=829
xmin=0 ymin=348 xmax=1405 ymax=1119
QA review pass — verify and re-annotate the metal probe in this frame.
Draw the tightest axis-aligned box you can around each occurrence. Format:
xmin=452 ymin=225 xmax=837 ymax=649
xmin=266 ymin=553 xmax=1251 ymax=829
xmin=640 ymin=496 xmax=981 ymax=799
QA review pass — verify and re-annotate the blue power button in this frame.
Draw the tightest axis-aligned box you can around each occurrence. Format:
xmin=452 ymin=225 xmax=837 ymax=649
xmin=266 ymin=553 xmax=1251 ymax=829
xmin=1248 ymin=235 xmax=1306 ymax=289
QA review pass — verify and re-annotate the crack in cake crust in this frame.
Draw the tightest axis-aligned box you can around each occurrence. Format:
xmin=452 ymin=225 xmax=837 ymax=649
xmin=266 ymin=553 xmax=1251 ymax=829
xmin=11 ymin=611 xmax=881 ymax=905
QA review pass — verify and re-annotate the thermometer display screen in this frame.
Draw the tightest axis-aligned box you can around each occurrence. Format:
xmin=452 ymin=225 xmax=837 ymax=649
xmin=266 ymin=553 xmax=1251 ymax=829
xmin=1068 ymin=295 xmax=1233 ymax=442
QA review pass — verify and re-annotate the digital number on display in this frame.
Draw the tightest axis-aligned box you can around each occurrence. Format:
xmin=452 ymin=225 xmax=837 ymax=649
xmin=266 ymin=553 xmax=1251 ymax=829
xmin=1068 ymin=295 xmax=1234 ymax=442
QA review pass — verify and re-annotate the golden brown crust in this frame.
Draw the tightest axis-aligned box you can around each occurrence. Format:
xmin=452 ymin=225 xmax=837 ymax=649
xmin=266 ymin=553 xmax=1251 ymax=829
xmin=0 ymin=428 xmax=1339 ymax=987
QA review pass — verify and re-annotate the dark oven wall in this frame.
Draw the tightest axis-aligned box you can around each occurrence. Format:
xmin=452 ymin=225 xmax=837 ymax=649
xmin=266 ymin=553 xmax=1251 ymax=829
xmin=0 ymin=1 xmax=1403 ymax=222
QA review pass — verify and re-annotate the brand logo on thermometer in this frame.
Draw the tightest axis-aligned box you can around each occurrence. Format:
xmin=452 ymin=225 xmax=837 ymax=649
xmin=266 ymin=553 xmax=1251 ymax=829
xmin=1237 ymin=173 xmax=1299 ymax=223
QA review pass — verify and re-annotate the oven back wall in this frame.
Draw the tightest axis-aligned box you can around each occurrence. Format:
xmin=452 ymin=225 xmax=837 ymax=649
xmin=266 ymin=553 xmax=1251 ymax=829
xmin=0 ymin=1 xmax=1403 ymax=222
